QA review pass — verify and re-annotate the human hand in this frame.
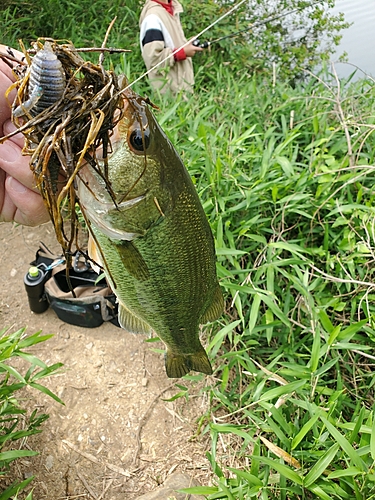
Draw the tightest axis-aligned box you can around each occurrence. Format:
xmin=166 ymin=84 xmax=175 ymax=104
xmin=184 ymin=40 xmax=204 ymax=58
xmin=0 ymin=45 xmax=49 ymax=226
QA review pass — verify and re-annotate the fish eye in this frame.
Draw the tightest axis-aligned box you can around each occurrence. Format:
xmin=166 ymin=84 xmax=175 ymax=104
xmin=129 ymin=128 xmax=151 ymax=153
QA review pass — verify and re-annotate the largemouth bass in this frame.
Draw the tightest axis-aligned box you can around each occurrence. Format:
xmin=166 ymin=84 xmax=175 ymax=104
xmin=78 ymin=89 xmax=223 ymax=378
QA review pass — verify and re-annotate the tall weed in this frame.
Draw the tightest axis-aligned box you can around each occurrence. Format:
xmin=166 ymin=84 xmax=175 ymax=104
xmin=0 ymin=327 xmax=62 ymax=499
xmin=1 ymin=1 xmax=374 ymax=495
xmin=157 ymin=70 xmax=375 ymax=498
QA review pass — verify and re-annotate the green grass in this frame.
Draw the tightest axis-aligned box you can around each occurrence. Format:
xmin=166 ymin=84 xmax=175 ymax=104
xmin=2 ymin=1 xmax=375 ymax=497
xmin=152 ymin=71 xmax=375 ymax=499
xmin=0 ymin=327 xmax=63 ymax=499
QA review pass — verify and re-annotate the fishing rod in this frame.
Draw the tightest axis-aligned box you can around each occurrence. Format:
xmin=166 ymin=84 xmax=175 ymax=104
xmin=126 ymin=0 xmax=321 ymax=90
xmin=193 ymin=3 xmax=318 ymax=49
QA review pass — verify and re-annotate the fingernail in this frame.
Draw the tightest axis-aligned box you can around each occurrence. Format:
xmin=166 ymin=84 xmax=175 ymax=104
xmin=3 ymin=120 xmax=18 ymax=136
xmin=8 ymin=176 xmax=27 ymax=193
xmin=0 ymin=142 xmax=19 ymax=163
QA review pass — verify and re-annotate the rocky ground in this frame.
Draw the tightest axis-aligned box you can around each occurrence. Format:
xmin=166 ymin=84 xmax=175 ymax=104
xmin=0 ymin=221 xmax=213 ymax=499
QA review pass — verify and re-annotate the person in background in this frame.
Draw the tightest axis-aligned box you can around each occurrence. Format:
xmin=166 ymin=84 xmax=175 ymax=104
xmin=0 ymin=45 xmax=49 ymax=226
xmin=139 ymin=0 xmax=203 ymax=95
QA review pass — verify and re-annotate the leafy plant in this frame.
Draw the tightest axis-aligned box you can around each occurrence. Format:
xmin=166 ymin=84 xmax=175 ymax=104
xmin=0 ymin=0 xmax=348 ymax=85
xmin=0 ymin=327 xmax=63 ymax=499
xmin=185 ymin=0 xmax=349 ymax=83
xmin=154 ymin=68 xmax=375 ymax=498
xmin=0 ymin=2 xmax=371 ymax=498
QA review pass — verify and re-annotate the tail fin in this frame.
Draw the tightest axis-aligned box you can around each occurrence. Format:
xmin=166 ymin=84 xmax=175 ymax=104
xmin=165 ymin=348 xmax=213 ymax=378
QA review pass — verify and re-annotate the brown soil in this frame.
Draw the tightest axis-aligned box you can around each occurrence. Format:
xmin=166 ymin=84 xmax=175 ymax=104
xmin=0 ymin=221 xmax=213 ymax=499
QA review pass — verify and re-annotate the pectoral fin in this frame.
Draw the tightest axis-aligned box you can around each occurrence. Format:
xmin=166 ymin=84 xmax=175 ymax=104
xmin=165 ymin=347 xmax=213 ymax=378
xmin=115 ymin=240 xmax=150 ymax=281
xmin=118 ymin=302 xmax=152 ymax=335
xmin=200 ymin=284 xmax=224 ymax=324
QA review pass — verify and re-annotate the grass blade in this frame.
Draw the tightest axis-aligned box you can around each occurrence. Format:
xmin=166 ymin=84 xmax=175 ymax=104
xmin=320 ymin=416 xmax=366 ymax=471
xmin=304 ymin=443 xmax=340 ymax=487
xmin=252 ymin=456 xmax=303 ymax=485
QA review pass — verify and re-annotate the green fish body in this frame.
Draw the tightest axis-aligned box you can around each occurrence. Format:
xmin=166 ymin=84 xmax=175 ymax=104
xmin=78 ymin=91 xmax=223 ymax=378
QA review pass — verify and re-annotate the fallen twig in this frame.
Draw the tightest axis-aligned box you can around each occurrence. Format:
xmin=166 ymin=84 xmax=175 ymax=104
xmin=62 ymin=439 xmax=131 ymax=478
xmin=133 ymin=382 xmax=176 ymax=465
xmin=97 ymin=478 xmax=114 ymax=500
xmin=62 ymin=440 xmax=100 ymax=464
xmin=76 ymin=468 xmax=99 ymax=500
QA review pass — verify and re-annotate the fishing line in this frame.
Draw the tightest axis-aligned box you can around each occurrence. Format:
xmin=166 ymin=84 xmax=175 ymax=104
xmin=196 ymin=2 xmax=322 ymax=47
xmin=123 ymin=0 xmax=323 ymax=92
xmin=123 ymin=0 xmax=249 ymax=91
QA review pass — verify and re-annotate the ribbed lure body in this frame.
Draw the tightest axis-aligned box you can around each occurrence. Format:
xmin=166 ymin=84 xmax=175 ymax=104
xmin=15 ymin=42 xmax=65 ymax=118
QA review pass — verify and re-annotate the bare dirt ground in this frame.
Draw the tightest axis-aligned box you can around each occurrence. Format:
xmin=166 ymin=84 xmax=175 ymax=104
xmin=0 ymin=221 xmax=213 ymax=499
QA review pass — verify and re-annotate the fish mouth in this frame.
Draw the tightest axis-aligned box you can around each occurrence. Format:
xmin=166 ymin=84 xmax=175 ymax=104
xmin=77 ymin=165 xmax=145 ymax=241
